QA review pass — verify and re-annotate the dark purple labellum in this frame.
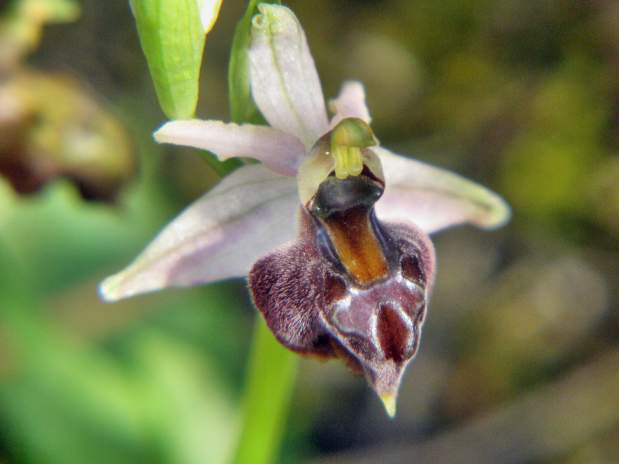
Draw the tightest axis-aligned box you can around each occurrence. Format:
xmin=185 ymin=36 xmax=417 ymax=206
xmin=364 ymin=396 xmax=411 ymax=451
xmin=249 ymin=171 xmax=435 ymax=407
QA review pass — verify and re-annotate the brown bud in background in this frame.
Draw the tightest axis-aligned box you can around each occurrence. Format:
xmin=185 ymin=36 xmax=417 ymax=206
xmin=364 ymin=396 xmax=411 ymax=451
xmin=0 ymin=71 xmax=136 ymax=202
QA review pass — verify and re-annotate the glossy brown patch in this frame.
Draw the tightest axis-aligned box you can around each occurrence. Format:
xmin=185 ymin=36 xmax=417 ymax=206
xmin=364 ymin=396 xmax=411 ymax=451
xmin=415 ymin=304 xmax=427 ymax=325
xmin=401 ymin=254 xmax=425 ymax=286
xmin=325 ymin=273 xmax=347 ymax=305
xmin=322 ymin=207 xmax=388 ymax=286
xmin=377 ymin=304 xmax=409 ymax=363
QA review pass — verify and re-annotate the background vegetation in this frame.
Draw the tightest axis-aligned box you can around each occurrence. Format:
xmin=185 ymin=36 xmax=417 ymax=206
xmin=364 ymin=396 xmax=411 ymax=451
xmin=0 ymin=0 xmax=617 ymax=462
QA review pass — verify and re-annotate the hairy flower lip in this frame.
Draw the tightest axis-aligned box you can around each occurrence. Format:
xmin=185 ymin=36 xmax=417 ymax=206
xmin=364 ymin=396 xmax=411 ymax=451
xmin=249 ymin=200 xmax=433 ymax=417
xmin=100 ymin=4 xmax=510 ymax=417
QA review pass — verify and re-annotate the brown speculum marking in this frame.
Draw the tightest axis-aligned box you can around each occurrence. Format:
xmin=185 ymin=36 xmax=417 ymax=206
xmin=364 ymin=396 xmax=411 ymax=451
xmin=305 ymin=170 xmax=427 ymax=371
xmin=377 ymin=304 xmax=409 ymax=363
xmin=324 ymin=273 xmax=347 ymax=305
xmin=310 ymin=171 xmax=388 ymax=286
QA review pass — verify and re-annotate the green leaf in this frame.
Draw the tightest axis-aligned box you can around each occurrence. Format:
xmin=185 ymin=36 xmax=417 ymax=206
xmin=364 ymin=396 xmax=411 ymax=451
xmin=228 ymin=0 xmax=281 ymax=123
xmin=228 ymin=3 xmax=296 ymax=464
xmin=132 ymin=332 xmax=238 ymax=464
xmin=233 ymin=319 xmax=298 ymax=464
xmin=130 ymin=0 xmax=209 ymax=119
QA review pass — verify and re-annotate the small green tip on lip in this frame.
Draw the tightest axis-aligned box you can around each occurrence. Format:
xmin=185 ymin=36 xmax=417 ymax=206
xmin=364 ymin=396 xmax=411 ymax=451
xmin=380 ymin=393 xmax=397 ymax=418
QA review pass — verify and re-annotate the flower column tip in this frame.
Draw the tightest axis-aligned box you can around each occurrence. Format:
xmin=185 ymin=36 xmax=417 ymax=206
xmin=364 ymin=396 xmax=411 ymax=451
xmin=330 ymin=118 xmax=378 ymax=180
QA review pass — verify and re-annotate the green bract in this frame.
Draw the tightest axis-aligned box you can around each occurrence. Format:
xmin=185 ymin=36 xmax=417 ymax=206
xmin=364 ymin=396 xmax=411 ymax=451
xmin=130 ymin=0 xmax=217 ymax=119
xmin=228 ymin=0 xmax=281 ymax=123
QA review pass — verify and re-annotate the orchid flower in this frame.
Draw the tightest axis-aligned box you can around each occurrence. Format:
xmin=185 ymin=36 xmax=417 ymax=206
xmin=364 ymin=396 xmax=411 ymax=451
xmin=100 ymin=4 xmax=509 ymax=416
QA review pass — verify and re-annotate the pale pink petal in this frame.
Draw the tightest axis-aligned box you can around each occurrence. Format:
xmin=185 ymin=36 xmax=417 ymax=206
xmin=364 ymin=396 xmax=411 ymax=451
xmin=154 ymin=119 xmax=305 ymax=176
xmin=99 ymin=165 xmax=299 ymax=301
xmin=329 ymin=81 xmax=372 ymax=127
xmin=249 ymin=4 xmax=329 ymax=147
xmin=375 ymin=148 xmax=511 ymax=234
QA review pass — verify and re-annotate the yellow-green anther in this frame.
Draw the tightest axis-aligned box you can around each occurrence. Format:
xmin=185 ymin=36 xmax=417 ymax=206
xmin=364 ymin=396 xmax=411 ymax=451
xmin=347 ymin=147 xmax=364 ymax=176
xmin=333 ymin=146 xmax=346 ymax=180
xmin=330 ymin=118 xmax=377 ymax=179
xmin=331 ymin=117 xmax=377 ymax=148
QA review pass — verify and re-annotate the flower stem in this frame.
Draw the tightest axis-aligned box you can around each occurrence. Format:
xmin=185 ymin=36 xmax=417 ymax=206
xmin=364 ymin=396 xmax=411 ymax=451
xmin=232 ymin=317 xmax=299 ymax=464
xmin=228 ymin=2 xmax=293 ymax=461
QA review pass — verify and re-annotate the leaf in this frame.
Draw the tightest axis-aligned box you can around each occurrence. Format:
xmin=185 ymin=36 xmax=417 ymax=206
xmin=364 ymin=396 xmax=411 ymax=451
xmin=232 ymin=320 xmax=298 ymax=464
xmin=133 ymin=333 xmax=238 ymax=464
xmin=130 ymin=0 xmax=220 ymax=119
xmin=228 ymin=0 xmax=281 ymax=124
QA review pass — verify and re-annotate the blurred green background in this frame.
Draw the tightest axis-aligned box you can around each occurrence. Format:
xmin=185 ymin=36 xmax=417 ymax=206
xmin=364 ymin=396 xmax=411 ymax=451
xmin=0 ymin=0 xmax=617 ymax=463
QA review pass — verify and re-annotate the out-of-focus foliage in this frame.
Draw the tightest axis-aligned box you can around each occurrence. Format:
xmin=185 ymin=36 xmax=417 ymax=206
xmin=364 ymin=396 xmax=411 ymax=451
xmin=0 ymin=0 xmax=617 ymax=463
xmin=0 ymin=0 xmax=135 ymax=201
xmin=0 ymin=0 xmax=78 ymax=69
xmin=0 ymin=72 xmax=135 ymax=200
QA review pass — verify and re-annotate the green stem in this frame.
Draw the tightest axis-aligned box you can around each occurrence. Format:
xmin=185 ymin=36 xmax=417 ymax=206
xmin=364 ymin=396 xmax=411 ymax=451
xmin=228 ymin=1 xmax=293 ymax=462
xmin=232 ymin=318 xmax=299 ymax=464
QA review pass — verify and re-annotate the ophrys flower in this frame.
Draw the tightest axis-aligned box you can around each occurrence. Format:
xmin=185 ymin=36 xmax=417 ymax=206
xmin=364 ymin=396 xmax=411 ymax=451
xmin=100 ymin=5 xmax=509 ymax=417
